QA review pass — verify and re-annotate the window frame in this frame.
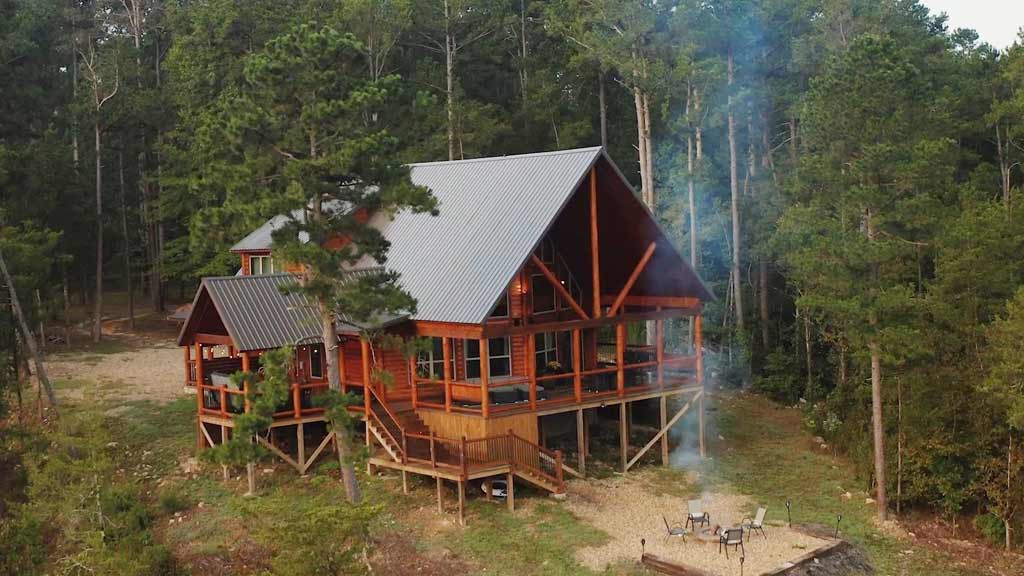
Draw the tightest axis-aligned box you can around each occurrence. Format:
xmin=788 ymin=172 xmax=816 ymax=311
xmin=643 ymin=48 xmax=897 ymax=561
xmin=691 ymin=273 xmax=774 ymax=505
xmin=309 ymin=344 xmax=324 ymax=379
xmin=416 ymin=337 xmax=454 ymax=381
xmin=250 ymin=254 xmax=275 ymax=275
xmin=464 ymin=337 xmax=512 ymax=380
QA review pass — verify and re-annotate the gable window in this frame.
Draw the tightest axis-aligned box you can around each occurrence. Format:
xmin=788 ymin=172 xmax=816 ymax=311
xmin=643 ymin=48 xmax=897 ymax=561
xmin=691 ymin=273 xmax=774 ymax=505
xmin=416 ymin=337 xmax=454 ymax=380
xmin=464 ymin=337 xmax=511 ymax=379
xmin=490 ymin=289 xmax=510 ymax=318
xmin=531 ymin=274 xmax=556 ymax=313
xmin=309 ymin=345 xmax=324 ymax=379
xmin=250 ymin=255 xmax=275 ymax=275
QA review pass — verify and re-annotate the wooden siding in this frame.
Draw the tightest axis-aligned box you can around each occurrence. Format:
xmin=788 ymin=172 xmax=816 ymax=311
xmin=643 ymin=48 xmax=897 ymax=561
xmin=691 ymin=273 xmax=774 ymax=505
xmin=419 ymin=410 xmax=538 ymax=444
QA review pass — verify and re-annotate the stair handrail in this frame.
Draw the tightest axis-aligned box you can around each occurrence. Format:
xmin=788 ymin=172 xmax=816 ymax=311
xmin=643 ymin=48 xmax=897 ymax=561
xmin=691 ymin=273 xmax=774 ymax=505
xmin=507 ymin=430 xmax=565 ymax=489
xmin=364 ymin=384 xmax=406 ymax=463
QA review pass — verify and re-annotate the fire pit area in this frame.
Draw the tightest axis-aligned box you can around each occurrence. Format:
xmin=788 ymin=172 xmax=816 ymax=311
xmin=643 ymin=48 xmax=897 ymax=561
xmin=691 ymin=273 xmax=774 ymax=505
xmin=564 ymin=474 xmax=836 ymax=576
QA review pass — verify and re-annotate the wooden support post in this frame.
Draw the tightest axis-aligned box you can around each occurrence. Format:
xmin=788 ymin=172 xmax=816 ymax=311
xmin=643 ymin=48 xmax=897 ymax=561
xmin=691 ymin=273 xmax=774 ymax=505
xmin=195 ymin=343 xmax=204 ymax=451
xmin=338 ymin=340 xmax=347 ymax=394
xmin=620 ymin=401 xmax=628 ymax=473
xmin=608 ymin=242 xmax=657 ymax=317
xmin=590 ymin=167 xmax=601 ymax=318
xmin=409 ymin=354 xmax=418 ymax=408
xmin=696 ymin=314 xmax=705 ymax=459
xmin=443 ymin=337 xmax=453 ymax=412
xmin=292 ymin=383 xmax=300 ymax=418
xmin=297 ymin=422 xmax=306 ymax=469
xmin=457 ymin=480 xmax=466 ymax=526
xmin=402 ymin=470 xmax=409 ymax=494
xmin=480 ymin=338 xmax=490 ymax=418
xmin=616 ymin=324 xmax=625 ymax=396
xmin=436 ymin=477 xmax=444 ymax=513
xmin=507 ymin=471 xmax=515 ymax=512
xmin=207 ymin=347 xmax=215 ymax=361
xmin=656 ymin=317 xmax=664 ymax=389
xmin=576 ymin=409 xmax=586 ymax=477
xmin=626 ymin=394 xmax=697 ymax=471
xmin=527 ymin=333 xmax=537 ymax=409
xmin=228 ymin=345 xmax=235 ymax=358
xmin=660 ymin=396 xmax=669 ymax=466
xmin=572 ymin=329 xmax=582 ymax=402
xmin=184 ymin=345 xmax=191 ymax=387
xmin=241 ymin=353 xmax=252 ymax=413
xmin=361 ymin=338 xmax=372 ymax=413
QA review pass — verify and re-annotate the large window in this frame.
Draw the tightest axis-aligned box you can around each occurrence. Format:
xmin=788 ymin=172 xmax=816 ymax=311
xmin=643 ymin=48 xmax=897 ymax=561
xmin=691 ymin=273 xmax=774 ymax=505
xmin=416 ymin=337 xmax=454 ymax=380
xmin=309 ymin=344 xmax=324 ymax=379
xmin=531 ymin=274 xmax=556 ymax=313
xmin=465 ymin=337 xmax=511 ymax=379
xmin=535 ymin=332 xmax=559 ymax=374
xmin=250 ymin=255 xmax=275 ymax=275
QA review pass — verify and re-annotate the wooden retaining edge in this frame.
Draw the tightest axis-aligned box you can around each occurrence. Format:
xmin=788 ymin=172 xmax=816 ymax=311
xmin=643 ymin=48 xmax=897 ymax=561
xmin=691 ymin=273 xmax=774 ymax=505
xmin=640 ymin=552 xmax=713 ymax=576
xmin=760 ymin=539 xmax=849 ymax=576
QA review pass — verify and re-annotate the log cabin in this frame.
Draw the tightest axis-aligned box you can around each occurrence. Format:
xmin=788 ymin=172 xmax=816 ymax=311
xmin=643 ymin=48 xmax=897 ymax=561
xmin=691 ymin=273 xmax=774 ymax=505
xmin=177 ymin=146 xmax=713 ymax=522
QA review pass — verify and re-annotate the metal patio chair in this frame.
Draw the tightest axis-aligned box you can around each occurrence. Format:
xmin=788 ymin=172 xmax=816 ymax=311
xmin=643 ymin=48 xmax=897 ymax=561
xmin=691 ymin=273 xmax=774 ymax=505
xmin=685 ymin=498 xmax=710 ymax=531
xmin=662 ymin=516 xmax=687 ymax=543
xmin=719 ymin=528 xmax=744 ymax=559
xmin=742 ymin=507 xmax=768 ymax=541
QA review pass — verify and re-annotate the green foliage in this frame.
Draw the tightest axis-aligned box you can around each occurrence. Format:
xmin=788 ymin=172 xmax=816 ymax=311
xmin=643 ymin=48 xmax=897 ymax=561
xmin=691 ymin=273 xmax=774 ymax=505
xmin=203 ymin=347 xmax=293 ymax=469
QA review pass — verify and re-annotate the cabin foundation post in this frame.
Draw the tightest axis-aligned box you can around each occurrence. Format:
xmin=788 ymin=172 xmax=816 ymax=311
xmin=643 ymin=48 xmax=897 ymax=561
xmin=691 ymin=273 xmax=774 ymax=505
xmin=297 ymin=422 xmax=306 ymax=469
xmin=443 ymin=337 xmax=452 ymax=412
xmin=402 ymin=471 xmax=409 ymax=494
xmin=507 ymin=471 xmax=515 ymax=512
xmin=195 ymin=343 xmax=204 ymax=452
xmin=576 ymin=409 xmax=586 ymax=476
xmin=183 ymin=345 xmax=191 ymax=387
xmin=660 ymin=396 xmax=669 ymax=466
xmin=620 ymin=401 xmax=628 ymax=473
xmin=480 ymin=338 xmax=490 ymax=417
xmin=457 ymin=480 xmax=466 ymax=526
xmin=696 ymin=314 xmax=706 ymax=459
xmin=436 ymin=477 xmax=444 ymax=513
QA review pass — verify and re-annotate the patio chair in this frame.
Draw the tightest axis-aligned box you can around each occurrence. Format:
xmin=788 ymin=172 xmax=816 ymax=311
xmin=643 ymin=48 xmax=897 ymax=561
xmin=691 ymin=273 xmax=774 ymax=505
xmin=718 ymin=528 xmax=744 ymax=559
xmin=742 ymin=507 xmax=768 ymax=541
xmin=685 ymin=499 xmax=710 ymax=531
xmin=662 ymin=516 xmax=687 ymax=543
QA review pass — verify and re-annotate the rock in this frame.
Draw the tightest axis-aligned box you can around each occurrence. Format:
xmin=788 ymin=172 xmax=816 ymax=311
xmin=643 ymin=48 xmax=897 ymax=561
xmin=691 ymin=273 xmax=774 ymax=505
xmin=813 ymin=436 xmax=826 ymax=444
xmin=907 ymin=532 xmax=915 ymax=538
xmin=820 ymin=443 xmax=829 ymax=450
xmin=262 ymin=468 xmax=273 ymax=474
xmin=865 ymin=497 xmax=876 ymax=505
xmin=197 ymin=502 xmax=204 ymax=508
xmin=842 ymin=492 xmax=852 ymax=500
xmin=106 ymin=441 xmax=119 ymax=448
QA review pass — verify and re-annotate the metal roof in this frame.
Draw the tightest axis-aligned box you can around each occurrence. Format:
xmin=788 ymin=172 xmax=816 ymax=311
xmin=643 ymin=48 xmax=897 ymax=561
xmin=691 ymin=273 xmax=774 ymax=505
xmin=364 ymin=146 xmax=606 ymax=324
xmin=180 ymin=271 xmax=407 ymax=351
xmin=230 ymin=200 xmax=348 ymax=252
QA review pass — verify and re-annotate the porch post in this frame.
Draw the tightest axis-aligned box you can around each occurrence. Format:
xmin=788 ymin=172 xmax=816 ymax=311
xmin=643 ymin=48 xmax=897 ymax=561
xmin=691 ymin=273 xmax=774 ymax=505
xmin=619 ymin=401 xmax=628 ymax=473
xmin=194 ymin=342 xmax=204 ymax=451
xmin=656 ymin=316 xmax=664 ymax=389
xmin=660 ymin=396 xmax=669 ymax=466
xmin=479 ymin=338 xmax=490 ymax=417
xmin=443 ymin=337 xmax=452 ymax=412
xmin=576 ymin=408 xmax=586 ymax=476
xmin=527 ymin=333 xmax=537 ymax=410
xmin=616 ymin=323 xmax=625 ymax=396
xmin=572 ymin=329 xmax=582 ymax=402
xmin=338 ymin=340 xmax=347 ymax=394
xmin=184 ymin=345 xmax=191 ymax=387
xmin=241 ymin=352 xmax=252 ymax=413
xmin=696 ymin=314 xmax=705 ymax=459
xmin=409 ymin=354 xmax=419 ymax=408
xmin=590 ymin=167 xmax=601 ymax=318
xmin=361 ymin=338 xmax=372 ymax=413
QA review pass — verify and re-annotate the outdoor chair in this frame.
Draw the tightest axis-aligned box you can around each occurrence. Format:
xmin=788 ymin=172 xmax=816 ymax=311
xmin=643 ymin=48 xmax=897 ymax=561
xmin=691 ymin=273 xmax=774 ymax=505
xmin=742 ymin=507 xmax=768 ymax=541
xmin=718 ymin=528 xmax=744 ymax=559
xmin=685 ymin=499 xmax=710 ymax=531
xmin=662 ymin=516 xmax=687 ymax=543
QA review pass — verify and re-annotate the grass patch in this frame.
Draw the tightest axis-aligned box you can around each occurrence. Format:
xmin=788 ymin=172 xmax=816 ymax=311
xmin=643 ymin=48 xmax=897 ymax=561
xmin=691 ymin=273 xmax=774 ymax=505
xmin=705 ymin=394 xmax=984 ymax=576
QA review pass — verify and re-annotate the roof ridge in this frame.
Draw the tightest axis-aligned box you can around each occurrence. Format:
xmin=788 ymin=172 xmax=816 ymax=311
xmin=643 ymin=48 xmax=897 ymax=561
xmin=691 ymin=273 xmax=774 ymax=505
xmin=408 ymin=146 xmax=603 ymax=168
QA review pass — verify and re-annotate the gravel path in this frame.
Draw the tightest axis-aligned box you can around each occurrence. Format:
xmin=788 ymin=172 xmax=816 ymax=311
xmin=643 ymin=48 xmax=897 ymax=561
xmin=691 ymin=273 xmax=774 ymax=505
xmin=564 ymin=472 xmax=828 ymax=575
xmin=47 ymin=341 xmax=190 ymax=406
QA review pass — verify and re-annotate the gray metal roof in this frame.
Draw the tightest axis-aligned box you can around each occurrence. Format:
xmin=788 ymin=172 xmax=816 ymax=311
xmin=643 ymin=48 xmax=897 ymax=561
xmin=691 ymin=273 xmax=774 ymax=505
xmin=230 ymin=201 xmax=347 ymax=252
xmin=364 ymin=146 xmax=605 ymax=324
xmin=180 ymin=271 xmax=407 ymax=351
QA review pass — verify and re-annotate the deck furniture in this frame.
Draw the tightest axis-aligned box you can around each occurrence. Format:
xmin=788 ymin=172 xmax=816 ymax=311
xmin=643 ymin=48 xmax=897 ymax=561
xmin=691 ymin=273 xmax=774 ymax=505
xmin=742 ymin=507 xmax=767 ymax=541
xmin=685 ymin=499 xmax=710 ymax=531
xmin=662 ymin=516 xmax=687 ymax=543
xmin=718 ymin=528 xmax=744 ymax=558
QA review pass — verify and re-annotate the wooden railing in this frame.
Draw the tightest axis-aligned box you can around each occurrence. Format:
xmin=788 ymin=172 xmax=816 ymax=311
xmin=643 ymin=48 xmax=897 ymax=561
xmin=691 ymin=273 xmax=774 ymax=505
xmin=365 ymin=386 xmax=564 ymax=491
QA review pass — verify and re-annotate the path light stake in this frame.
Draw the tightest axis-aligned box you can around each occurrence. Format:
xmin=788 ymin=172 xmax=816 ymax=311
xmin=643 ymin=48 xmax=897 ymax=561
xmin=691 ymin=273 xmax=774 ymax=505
xmin=834 ymin=514 xmax=842 ymax=538
xmin=739 ymin=554 xmax=744 ymax=576
xmin=785 ymin=499 xmax=792 ymax=528
xmin=641 ymin=538 xmax=646 ymax=557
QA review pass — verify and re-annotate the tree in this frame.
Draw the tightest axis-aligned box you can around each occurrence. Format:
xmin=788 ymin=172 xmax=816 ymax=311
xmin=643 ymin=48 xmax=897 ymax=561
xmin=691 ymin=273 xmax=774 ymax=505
xmin=225 ymin=23 xmax=437 ymax=503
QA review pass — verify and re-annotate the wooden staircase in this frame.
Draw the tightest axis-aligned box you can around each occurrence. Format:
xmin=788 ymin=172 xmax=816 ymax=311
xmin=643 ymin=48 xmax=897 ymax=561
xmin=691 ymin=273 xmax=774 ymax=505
xmin=364 ymin=387 xmax=565 ymax=495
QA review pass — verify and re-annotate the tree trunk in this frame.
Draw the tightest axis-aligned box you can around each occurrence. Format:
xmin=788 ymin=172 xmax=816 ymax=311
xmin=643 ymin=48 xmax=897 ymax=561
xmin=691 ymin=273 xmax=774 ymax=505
xmin=519 ymin=0 xmax=528 ymax=107
xmin=62 ymin=270 xmax=71 ymax=347
xmin=0 ymin=248 xmax=58 ymax=412
xmin=804 ymin=311 xmax=812 ymax=398
xmin=1007 ymin=431 xmax=1014 ymax=551
xmin=444 ymin=0 xmax=456 ymax=161
xmin=896 ymin=376 xmax=903 ymax=516
xmin=119 ymin=151 xmax=134 ymax=331
xmin=598 ymin=71 xmax=608 ymax=149
xmin=727 ymin=50 xmax=745 ymax=350
xmin=93 ymin=120 xmax=104 ymax=343
xmin=686 ymin=82 xmax=698 ymax=347
xmin=870 ymin=336 xmax=888 ymax=520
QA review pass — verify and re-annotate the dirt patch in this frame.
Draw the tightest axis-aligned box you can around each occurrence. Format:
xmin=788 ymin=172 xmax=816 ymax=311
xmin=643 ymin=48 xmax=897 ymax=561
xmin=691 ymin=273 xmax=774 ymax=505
xmin=564 ymin=471 xmax=829 ymax=576
xmin=369 ymin=532 xmax=475 ymax=576
xmin=47 ymin=342 xmax=188 ymax=405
